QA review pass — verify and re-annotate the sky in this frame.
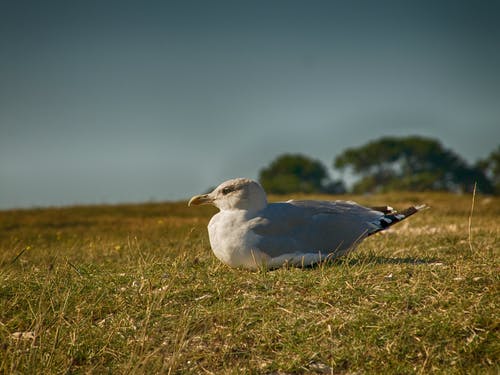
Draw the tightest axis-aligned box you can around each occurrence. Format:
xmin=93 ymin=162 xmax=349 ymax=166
xmin=1 ymin=0 xmax=499 ymax=209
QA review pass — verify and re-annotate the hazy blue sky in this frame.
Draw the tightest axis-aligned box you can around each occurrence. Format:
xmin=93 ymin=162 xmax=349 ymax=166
xmin=1 ymin=1 xmax=499 ymax=208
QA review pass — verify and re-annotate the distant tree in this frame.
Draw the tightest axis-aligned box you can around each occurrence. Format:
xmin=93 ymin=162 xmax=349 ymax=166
xmin=334 ymin=136 xmax=494 ymax=194
xmin=259 ymin=154 xmax=345 ymax=194
xmin=477 ymin=145 xmax=500 ymax=194
xmin=322 ymin=180 xmax=347 ymax=194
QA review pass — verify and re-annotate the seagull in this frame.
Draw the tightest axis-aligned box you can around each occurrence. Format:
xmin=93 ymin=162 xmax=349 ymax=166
xmin=188 ymin=178 xmax=426 ymax=270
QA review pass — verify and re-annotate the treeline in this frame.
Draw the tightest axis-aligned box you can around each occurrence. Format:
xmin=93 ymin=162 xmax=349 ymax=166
xmin=259 ymin=136 xmax=500 ymax=195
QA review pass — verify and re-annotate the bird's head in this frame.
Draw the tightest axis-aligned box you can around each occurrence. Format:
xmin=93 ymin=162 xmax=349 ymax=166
xmin=188 ymin=178 xmax=268 ymax=212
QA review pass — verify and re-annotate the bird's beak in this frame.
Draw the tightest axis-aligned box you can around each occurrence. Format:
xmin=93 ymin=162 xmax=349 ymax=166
xmin=188 ymin=194 xmax=214 ymax=207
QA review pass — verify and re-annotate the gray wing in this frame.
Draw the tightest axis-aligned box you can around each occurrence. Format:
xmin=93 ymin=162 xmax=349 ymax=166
xmin=249 ymin=200 xmax=385 ymax=258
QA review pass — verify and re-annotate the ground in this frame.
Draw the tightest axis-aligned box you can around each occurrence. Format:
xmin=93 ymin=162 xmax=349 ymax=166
xmin=0 ymin=193 xmax=498 ymax=374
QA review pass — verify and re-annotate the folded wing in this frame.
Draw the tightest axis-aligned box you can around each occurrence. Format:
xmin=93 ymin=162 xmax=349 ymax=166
xmin=249 ymin=200 xmax=385 ymax=258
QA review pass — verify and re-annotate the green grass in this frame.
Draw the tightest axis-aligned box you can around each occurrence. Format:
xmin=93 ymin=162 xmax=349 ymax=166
xmin=0 ymin=193 xmax=498 ymax=374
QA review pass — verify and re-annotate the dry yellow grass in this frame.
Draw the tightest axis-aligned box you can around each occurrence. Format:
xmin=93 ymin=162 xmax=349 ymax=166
xmin=0 ymin=193 xmax=498 ymax=373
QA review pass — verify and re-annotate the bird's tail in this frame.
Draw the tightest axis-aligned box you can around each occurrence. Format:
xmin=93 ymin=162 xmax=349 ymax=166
xmin=368 ymin=204 xmax=428 ymax=236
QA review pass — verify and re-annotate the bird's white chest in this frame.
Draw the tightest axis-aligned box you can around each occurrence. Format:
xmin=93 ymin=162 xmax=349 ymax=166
xmin=207 ymin=211 xmax=265 ymax=268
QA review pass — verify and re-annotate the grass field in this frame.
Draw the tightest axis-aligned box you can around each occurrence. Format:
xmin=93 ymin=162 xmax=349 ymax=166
xmin=0 ymin=192 xmax=498 ymax=374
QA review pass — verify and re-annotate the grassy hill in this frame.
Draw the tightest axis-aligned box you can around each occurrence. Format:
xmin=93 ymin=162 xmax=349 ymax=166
xmin=0 ymin=193 xmax=498 ymax=374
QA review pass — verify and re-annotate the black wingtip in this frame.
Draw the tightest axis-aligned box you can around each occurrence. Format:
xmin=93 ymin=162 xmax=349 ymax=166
xmin=369 ymin=204 xmax=428 ymax=235
xmin=370 ymin=205 xmax=396 ymax=214
xmin=399 ymin=204 xmax=429 ymax=218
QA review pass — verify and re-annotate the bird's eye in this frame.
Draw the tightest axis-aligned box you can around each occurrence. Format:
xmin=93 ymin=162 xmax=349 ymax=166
xmin=222 ymin=186 xmax=234 ymax=195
